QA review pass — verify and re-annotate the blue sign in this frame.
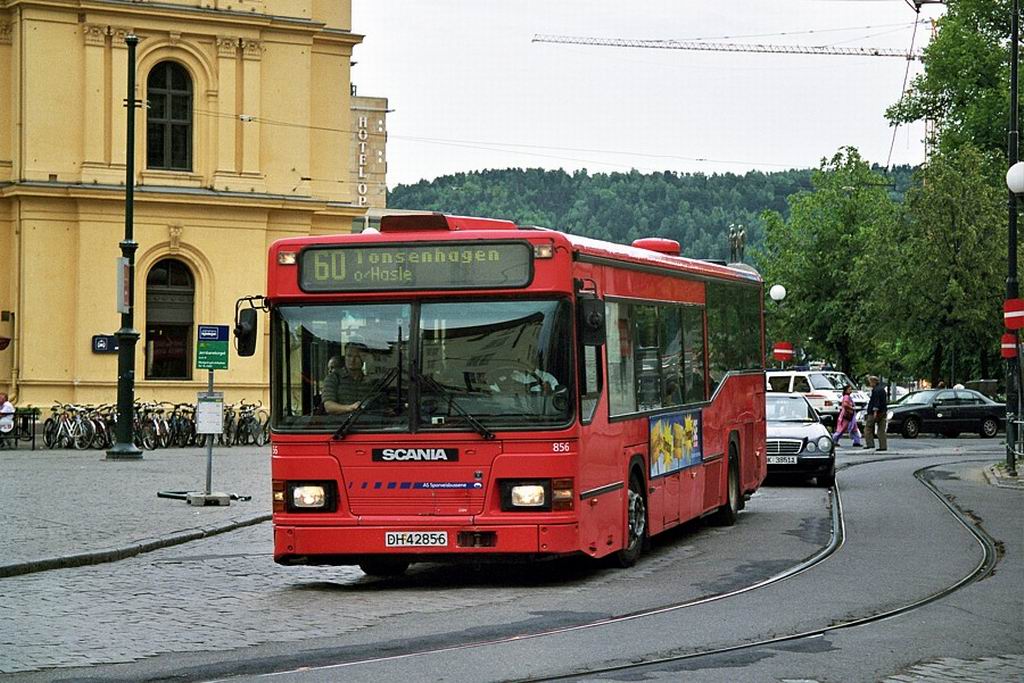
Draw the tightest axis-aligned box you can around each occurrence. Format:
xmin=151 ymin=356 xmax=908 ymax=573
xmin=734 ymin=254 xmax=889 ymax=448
xmin=91 ymin=335 xmax=119 ymax=354
xmin=198 ymin=325 xmax=229 ymax=342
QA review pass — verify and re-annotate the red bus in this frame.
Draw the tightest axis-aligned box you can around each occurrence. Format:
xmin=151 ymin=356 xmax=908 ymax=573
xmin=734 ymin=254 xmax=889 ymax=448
xmin=235 ymin=213 xmax=766 ymax=575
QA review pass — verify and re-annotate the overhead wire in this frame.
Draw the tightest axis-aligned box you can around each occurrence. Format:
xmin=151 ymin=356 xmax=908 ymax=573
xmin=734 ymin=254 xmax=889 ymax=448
xmin=886 ymin=15 xmax=922 ymax=169
xmin=188 ymin=107 xmax=803 ymax=171
xmin=185 ymin=16 xmax=932 ymax=177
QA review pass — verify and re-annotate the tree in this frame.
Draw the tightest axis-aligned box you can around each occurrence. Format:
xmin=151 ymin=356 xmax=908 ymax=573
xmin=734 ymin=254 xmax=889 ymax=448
xmin=874 ymin=144 xmax=1006 ymax=385
xmin=757 ymin=148 xmax=899 ymax=377
xmin=887 ymin=0 xmax=1022 ymax=158
xmin=388 ymin=167 xmax=818 ymax=261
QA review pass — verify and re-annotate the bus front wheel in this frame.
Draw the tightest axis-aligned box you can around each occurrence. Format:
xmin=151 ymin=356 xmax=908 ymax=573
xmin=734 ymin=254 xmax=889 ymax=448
xmin=612 ymin=473 xmax=647 ymax=568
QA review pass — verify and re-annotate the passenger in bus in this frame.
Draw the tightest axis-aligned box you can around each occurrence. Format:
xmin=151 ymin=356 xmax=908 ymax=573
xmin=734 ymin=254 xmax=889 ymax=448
xmin=322 ymin=343 xmax=369 ymax=414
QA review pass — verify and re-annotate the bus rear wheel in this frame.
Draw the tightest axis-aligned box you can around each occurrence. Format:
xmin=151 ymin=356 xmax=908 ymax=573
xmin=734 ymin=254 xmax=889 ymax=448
xmin=612 ymin=473 xmax=647 ymax=568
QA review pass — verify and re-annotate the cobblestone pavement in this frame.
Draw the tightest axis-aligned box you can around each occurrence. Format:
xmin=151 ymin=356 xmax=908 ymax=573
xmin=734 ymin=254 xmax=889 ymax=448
xmin=0 ymin=439 xmax=1019 ymax=680
xmin=0 ymin=445 xmax=270 ymax=575
xmin=881 ymin=654 xmax=1024 ymax=682
xmin=0 ymin=504 xmax=716 ymax=674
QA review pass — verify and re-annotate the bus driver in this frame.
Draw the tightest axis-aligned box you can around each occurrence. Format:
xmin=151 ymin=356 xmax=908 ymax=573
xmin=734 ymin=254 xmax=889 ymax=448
xmin=323 ymin=342 xmax=369 ymax=414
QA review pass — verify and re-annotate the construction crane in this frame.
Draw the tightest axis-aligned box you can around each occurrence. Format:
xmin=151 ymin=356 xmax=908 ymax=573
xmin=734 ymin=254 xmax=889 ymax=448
xmin=531 ymin=34 xmax=923 ymax=60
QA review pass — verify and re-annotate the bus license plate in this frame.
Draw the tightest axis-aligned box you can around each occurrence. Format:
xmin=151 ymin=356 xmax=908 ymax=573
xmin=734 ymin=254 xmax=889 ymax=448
xmin=385 ymin=531 xmax=448 ymax=547
xmin=768 ymin=455 xmax=798 ymax=465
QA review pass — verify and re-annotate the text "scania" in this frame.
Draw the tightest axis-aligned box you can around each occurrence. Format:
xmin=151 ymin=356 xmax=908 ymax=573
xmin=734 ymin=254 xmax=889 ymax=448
xmin=372 ymin=448 xmax=459 ymax=462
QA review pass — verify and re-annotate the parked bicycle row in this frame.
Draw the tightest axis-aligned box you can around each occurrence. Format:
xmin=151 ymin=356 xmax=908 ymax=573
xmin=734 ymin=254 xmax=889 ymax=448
xmin=42 ymin=400 xmax=269 ymax=451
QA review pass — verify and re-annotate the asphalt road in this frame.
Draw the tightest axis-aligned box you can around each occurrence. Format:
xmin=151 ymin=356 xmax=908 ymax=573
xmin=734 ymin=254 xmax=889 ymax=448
xmin=1 ymin=437 xmax=1020 ymax=682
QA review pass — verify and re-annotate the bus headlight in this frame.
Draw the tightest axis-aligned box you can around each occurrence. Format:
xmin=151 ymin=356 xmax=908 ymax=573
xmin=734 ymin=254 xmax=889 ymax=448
xmin=292 ymin=485 xmax=327 ymax=508
xmin=511 ymin=485 xmax=546 ymax=507
xmin=500 ymin=479 xmax=573 ymax=511
xmin=275 ymin=480 xmax=338 ymax=512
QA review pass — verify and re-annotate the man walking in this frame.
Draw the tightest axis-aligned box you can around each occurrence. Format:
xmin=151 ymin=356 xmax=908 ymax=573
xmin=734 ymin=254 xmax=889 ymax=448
xmin=863 ymin=375 xmax=889 ymax=451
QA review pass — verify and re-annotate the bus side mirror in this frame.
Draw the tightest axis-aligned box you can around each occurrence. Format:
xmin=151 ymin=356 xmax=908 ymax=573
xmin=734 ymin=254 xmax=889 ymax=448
xmin=578 ymin=298 xmax=606 ymax=346
xmin=234 ymin=308 xmax=258 ymax=357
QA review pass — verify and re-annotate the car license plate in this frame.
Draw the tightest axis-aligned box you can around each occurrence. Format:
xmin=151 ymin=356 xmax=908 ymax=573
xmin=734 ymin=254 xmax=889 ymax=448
xmin=385 ymin=531 xmax=448 ymax=547
xmin=768 ymin=455 xmax=798 ymax=465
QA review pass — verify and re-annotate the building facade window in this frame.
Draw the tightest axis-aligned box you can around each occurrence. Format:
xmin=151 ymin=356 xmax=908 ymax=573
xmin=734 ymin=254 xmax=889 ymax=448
xmin=146 ymin=61 xmax=193 ymax=170
xmin=145 ymin=258 xmax=195 ymax=380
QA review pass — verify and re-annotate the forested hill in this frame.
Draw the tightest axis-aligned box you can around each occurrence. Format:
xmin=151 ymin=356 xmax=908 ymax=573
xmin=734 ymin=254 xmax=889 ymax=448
xmin=388 ymin=166 xmax=915 ymax=262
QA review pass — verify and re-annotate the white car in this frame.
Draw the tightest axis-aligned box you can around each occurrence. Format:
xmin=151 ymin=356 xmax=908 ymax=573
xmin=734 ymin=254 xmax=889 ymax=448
xmin=822 ymin=371 xmax=869 ymax=412
xmin=765 ymin=370 xmax=843 ymax=424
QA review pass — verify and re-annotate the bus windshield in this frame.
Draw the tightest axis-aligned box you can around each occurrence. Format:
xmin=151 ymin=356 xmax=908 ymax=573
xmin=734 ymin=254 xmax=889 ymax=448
xmin=273 ymin=299 xmax=574 ymax=432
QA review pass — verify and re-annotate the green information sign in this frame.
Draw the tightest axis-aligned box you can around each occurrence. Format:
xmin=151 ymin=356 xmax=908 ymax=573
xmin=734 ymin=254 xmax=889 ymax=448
xmin=196 ymin=325 xmax=229 ymax=370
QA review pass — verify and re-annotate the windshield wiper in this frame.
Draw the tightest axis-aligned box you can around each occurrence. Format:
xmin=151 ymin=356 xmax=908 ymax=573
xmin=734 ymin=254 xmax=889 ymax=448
xmin=414 ymin=370 xmax=495 ymax=440
xmin=332 ymin=366 xmax=400 ymax=440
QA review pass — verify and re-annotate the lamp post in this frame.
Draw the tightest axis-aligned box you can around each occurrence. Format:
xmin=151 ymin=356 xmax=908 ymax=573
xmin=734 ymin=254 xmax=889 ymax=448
xmin=1004 ymin=0 xmax=1021 ymax=478
xmin=768 ymin=285 xmax=790 ymax=367
xmin=106 ymin=33 xmax=143 ymax=460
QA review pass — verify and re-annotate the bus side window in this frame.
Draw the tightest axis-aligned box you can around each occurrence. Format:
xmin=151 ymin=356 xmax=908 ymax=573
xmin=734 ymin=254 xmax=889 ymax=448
xmin=580 ymin=345 xmax=603 ymax=423
xmin=633 ymin=305 xmax=661 ymax=411
xmin=681 ymin=305 xmax=706 ymax=403
xmin=606 ymin=302 xmax=637 ymax=416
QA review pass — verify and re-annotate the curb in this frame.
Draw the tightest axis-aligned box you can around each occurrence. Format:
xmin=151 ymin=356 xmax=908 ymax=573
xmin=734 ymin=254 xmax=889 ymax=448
xmin=0 ymin=513 xmax=271 ymax=578
xmin=983 ymin=464 xmax=1024 ymax=491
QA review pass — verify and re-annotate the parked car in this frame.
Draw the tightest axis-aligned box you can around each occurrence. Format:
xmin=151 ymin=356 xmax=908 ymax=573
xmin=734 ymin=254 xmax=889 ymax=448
xmin=766 ymin=370 xmax=843 ymax=425
xmin=886 ymin=389 xmax=1005 ymax=439
xmin=765 ymin=392 xmax=835 ymax=487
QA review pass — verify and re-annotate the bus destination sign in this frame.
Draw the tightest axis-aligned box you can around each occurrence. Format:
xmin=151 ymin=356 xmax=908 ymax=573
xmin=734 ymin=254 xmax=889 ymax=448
xmin=299 ymin=243 xmax=533 ymax=292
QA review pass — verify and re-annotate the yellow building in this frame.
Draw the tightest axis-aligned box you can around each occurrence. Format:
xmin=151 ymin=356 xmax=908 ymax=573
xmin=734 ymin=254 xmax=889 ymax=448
xmin=0 ymin=0 xmax=382 ymax=410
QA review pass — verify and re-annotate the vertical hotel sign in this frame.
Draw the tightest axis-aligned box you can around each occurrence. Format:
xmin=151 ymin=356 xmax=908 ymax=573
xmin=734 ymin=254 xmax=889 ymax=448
xmin=356 ymin=115 xmax=369 ymax=207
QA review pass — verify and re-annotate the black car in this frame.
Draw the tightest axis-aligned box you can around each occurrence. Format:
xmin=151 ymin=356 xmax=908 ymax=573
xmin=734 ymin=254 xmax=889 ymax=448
xmin=765 ymin=393 xmax=835 ymax=487
xmin=887 ymin=389 xmax=1005 ymax=439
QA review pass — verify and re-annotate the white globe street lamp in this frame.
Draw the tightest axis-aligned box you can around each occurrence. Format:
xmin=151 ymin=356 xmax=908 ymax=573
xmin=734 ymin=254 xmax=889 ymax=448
xmin=1006 ymin=161 xmax=1024 ymax=195
xmin=769 ymin=284 xmax=787 ymax=302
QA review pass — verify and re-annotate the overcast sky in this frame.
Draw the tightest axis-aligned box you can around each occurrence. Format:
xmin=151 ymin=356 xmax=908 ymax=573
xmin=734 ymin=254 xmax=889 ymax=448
xmin=351 ymin=1 xmax=947 ymax=188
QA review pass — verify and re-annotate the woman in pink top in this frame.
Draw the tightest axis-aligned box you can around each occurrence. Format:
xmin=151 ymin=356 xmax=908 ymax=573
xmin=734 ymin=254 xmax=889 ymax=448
xmin=832 ymin=385 xmax=862 ymax=447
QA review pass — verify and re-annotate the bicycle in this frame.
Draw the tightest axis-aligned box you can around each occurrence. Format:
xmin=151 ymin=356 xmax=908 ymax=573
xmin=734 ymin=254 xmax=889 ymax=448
xmin=233 ymin=400 xmax=267 ymax=446
xmin=43 ymin=404 xmax=95 ymax=450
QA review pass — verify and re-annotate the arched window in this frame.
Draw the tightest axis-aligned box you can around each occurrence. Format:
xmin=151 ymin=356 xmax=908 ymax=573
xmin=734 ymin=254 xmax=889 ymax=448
xmin=146 ymin=61 xmax=193 ymax=170
xmin=145 ymin=258 xmax=195 ymax=380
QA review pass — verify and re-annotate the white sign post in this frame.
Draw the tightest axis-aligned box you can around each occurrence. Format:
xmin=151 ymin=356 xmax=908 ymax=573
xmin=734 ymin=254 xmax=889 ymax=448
xmin=189 ymin=390 xmax=229 ymax=505
xmin=116 ymin=257 xmax=130 ymax=315
xmin=196 ymin=392 xmax=224 ymax=435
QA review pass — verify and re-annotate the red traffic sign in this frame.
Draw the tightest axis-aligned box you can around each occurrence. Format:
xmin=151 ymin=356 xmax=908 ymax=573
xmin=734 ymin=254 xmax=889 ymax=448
xmin=1005 ymin=299 xmax=1024 ymax=330
xmin=773 ymin=341 xmax=794 ymax=362
xmin=1001 ymin=333 xmax=1017 ymax=359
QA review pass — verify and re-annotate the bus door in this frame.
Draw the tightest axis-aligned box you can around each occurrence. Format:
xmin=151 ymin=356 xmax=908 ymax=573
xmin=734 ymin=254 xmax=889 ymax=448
xmin=662 ymin=471 xmax=681 ymax=526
